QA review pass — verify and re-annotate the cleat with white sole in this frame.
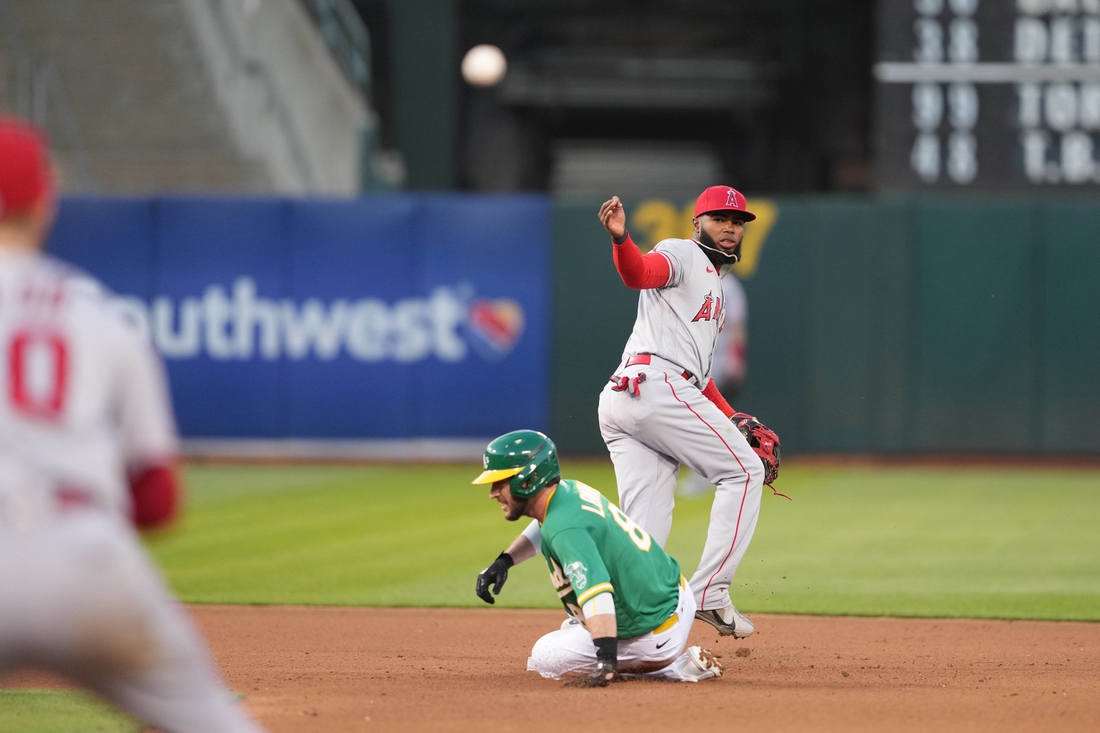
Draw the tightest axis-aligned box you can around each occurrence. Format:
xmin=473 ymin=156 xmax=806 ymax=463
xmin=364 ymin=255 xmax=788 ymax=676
xmin=670 ymin=645 xmax=723 ymax=682
xmin=695 ymin=605 xmax=755 ymax=638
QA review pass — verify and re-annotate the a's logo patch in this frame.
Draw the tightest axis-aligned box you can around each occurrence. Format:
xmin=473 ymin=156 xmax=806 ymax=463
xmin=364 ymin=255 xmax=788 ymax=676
xmin=726 ymin=188 xmax=738 ymax=207
xmin=564 ymin=561 xmax=588 ymax=591
xmin=465 ymin=298 xmax=525 ymax=361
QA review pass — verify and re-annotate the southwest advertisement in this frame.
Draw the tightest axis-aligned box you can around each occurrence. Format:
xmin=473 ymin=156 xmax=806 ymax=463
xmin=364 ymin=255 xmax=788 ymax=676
xmin=48 ymin=196 xmax=550 ymax=440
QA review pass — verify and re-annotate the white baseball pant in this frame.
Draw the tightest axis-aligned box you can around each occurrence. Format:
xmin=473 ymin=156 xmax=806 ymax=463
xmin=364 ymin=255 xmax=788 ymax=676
xmin=598 ymin=356 xmax=765 ymax=611
xmin=0 ymin=513 xmax=266 ymax=733
xmin=527 ymin=580 xmax=699 ymax=681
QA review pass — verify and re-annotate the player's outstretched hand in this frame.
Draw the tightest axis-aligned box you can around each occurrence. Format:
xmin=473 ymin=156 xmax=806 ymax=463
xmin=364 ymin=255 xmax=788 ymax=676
xmin=564 ymin=660 xmax=621 ymax=688
xmin=598 ymin=196 xmax=626 ymax=240
xmin=475 ymin=551 xmax=514 ymax=604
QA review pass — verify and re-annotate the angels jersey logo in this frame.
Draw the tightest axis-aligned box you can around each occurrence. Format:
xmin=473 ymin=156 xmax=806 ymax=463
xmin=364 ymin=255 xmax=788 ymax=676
xmin=726 ymin=188 xmax=739 ymax=206
xmin=691 ymin=293 xmax=723 ymax=323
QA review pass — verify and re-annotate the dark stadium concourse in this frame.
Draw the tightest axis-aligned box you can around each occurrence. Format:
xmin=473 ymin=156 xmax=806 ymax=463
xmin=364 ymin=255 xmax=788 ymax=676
xmin=352 ymin=0 xmax=876 ymax=195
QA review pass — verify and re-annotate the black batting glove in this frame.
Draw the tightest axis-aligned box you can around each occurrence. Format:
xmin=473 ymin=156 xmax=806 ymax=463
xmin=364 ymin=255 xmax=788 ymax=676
xmin=566 ymin=660 xmax=620 ymax=688
xmin=475 ymin=551 xmax=514 ymax=604
xmin=565 ymin=637 xmax=620 ymax=687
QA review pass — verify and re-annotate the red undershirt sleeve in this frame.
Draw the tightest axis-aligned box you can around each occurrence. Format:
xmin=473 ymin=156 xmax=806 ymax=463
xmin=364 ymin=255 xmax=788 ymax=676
xmin=612 ymin=232 xmax=671 ymax=289
xmin=702 ymin=378 xmax=736 ymax=418
xmin=129 ymin=463 xmax=181 ymax=529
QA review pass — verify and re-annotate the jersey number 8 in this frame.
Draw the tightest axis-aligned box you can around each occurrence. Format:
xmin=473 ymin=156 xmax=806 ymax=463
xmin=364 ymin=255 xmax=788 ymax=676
xmin=577 ymin=483 xmax=653 ymax=552
xmin=609 ymin=504 xmax=652 ymax=552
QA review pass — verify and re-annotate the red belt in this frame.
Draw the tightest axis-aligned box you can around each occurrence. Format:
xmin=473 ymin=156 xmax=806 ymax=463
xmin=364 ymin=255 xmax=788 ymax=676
xmin=55 ymin=487 xmax=95 ymax=513
xmin=624 ymin=354 xmax=694 ymax=383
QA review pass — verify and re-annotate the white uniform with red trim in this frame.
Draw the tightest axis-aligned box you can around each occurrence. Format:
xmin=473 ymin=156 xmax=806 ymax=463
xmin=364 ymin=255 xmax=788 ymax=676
xmin=0 ymin=251 xmax=177 ymax=515
xmin=597 ymin=237 xmax=764 ymax=613
xmin=0 ymin=249 xmax=265 ymax=733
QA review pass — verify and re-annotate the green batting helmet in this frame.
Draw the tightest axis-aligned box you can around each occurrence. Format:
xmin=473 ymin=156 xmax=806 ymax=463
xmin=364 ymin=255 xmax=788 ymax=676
xmin=471 ymin=430 xmax=560 ymax=499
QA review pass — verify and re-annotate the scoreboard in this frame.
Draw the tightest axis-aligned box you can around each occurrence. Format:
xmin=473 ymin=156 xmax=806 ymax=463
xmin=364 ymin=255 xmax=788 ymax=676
xmin=875 ymin=0 xmax=1100 ymax=190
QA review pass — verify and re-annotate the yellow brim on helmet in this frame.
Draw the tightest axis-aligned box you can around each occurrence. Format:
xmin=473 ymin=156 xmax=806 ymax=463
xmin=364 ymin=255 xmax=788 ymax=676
xmin=471 ymin=466 xmax=524 ymax=485
xmin=474 ymin=430 xmax=560 ymax=498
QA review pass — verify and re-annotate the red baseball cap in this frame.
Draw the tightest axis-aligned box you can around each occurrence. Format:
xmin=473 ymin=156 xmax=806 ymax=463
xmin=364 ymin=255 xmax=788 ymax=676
xmin=694 ymin=185 xmax=755 ymax=222
xmin=0 ymin=117 xmax=53 ymax=219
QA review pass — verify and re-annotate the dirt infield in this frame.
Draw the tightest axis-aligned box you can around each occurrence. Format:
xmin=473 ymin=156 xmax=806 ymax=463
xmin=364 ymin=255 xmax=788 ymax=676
xmin=5 ymin=606 xmax=1099 ymax=733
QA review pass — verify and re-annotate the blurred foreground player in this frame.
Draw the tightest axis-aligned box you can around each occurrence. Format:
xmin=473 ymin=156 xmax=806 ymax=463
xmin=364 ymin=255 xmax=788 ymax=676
xmin=472 ymin=430 xmax=722 ymax=685
xmin=0 ymin=117 xmax=266 ymax=733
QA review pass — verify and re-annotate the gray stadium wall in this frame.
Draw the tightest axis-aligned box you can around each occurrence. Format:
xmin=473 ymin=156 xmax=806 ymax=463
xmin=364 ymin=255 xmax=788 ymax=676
xmin=549 ymin=196 xmax=1100 ymax=457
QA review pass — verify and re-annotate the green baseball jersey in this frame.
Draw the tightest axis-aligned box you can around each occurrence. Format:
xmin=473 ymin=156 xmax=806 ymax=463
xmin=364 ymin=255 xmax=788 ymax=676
xmin=539 ymin=479 xmax=682 ymax=639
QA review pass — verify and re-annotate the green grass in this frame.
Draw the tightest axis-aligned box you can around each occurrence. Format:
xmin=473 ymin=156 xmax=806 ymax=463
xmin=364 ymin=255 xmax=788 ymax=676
xmin=0 ymin=691 xmax=141 ymax=733
xmin=143 ymin=461 xmax=1100 ymax=621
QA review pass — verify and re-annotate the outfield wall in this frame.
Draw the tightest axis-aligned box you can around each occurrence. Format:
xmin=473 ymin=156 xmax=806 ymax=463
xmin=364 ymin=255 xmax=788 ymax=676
xmin=551 ymin=195 xmax=1100 ymax=456
xmin=45 ymin=195 xmax=1100 ymax=456
xmin=47 ymin=196 xmax=550 ymax=442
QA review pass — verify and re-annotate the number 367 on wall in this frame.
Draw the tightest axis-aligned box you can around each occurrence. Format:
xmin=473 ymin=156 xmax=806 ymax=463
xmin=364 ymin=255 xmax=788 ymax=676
xmin=629 ymin=199 xmax=779 ymax=279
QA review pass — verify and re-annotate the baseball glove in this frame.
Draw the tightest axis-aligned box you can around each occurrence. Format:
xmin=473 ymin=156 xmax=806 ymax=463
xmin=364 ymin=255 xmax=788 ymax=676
xmin=731 ymin=412 xmax=781 ymax=487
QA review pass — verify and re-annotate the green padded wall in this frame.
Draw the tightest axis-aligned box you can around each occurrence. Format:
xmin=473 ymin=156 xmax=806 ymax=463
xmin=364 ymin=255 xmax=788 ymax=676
xmin=550 ymin=201 xmax=639 ymax=454
xmin=734 ymin=201 xmax=807 ymax=450
xmin=1040 ymin=202 xmax=1100 ymax=454
xmin=800 ymin=200 xmax=881 ymax=451
xmin=550 ymin=195 xmax=1100 ymax=456
xmin=910 ymin=200 xmax=1042 ymax=452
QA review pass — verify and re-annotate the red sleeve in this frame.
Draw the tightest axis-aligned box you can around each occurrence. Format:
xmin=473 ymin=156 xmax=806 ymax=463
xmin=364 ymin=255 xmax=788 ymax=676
xmin=129 ymin=464 xmax=181 ymax=529
xmin=702 ymin=378 xmax=736 ymax=418
xmin=612 ymin=232 xmax=671 ymax=289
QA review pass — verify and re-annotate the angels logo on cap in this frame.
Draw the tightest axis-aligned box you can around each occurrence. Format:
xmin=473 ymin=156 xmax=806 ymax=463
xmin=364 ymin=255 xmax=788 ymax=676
xmin=694 ymin=185 xmax=756 ymax=222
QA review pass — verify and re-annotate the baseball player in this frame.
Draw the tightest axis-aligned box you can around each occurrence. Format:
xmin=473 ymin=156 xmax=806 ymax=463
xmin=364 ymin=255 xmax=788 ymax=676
xmin=0 ymin=117 xmax=266 ymax=733
xmin=478 ymin=187 xmax=779 ymax=641
xmin=678 ymin=271 xmax=749 ymax=497
xmin=472 ymin=429 xmax=722 ymax=685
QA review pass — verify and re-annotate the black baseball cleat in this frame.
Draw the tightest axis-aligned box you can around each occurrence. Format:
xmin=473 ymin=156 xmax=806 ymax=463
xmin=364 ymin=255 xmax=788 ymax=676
xmin=695 ymin=605 xmax=755 ymax=638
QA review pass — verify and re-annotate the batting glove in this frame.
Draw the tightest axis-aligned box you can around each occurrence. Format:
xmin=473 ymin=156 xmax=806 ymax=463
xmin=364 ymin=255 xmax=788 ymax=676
xmin=565 ymin=637 xmax=620 ymax=687
xmin=475 ymin=551 xmax=514 ymax=604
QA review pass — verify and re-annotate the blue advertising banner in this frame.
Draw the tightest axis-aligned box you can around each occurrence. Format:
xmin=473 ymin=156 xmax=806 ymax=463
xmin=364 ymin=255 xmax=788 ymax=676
xmin=48 ymin=195 xmax=550 ymax=440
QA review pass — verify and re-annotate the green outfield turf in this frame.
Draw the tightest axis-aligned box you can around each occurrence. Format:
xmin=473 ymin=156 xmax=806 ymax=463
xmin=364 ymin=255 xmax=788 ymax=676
xmin=145 ymin=461 xmax=1100 ymax=621
xmin=0 ymin=691 xmax=141 ymax=733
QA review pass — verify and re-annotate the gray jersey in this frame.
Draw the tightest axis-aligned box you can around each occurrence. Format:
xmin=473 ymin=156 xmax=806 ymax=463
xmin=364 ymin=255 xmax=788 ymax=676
xmin=601 ymin=235 xmax=764 ymax=615
xmin=0 ymin=248 xmax=265 ymax=733
xmin=618 ymin=238 xmax=725 ymax=384
xmin=0 ymin=250 xmax=177 ymax=526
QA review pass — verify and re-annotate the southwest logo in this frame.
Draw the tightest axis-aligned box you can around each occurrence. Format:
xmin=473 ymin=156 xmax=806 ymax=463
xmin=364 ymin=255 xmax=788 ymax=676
xmin=114 ymin=278 xmax=527 ymax=364
xmin=465 ymin=298 xmax=525 ymax=361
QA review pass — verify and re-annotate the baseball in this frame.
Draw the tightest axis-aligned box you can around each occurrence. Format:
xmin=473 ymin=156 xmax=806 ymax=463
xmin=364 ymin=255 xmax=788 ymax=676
xmin=461 ymin=44 xmax=507 ymax=87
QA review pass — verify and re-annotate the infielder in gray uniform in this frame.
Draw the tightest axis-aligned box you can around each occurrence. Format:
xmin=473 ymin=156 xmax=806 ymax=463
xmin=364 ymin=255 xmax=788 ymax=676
xmin=477 ymin=187 xmax=780 ymax=641
xmin=0 ymin=117 xmax=266 ymax=733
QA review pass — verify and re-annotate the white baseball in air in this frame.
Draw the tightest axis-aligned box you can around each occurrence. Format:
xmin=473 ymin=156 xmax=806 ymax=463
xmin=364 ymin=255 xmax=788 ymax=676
xmin=462 ymin=44 xmax=507 ymax=87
